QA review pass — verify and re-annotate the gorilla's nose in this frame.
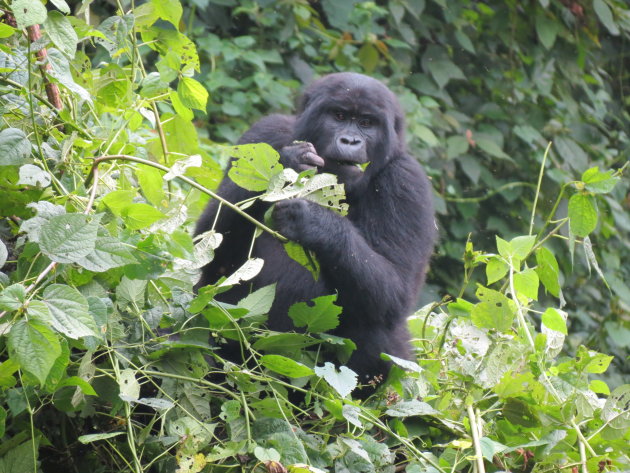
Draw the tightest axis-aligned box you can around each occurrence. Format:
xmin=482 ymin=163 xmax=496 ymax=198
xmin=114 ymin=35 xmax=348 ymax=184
xmin=339 ymin=135 xmax=362 ymax=147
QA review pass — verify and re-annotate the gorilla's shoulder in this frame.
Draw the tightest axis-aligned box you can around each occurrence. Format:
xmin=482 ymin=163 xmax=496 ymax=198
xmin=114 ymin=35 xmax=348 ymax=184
xmin=238 ymin=114 xmax=296 ymax=148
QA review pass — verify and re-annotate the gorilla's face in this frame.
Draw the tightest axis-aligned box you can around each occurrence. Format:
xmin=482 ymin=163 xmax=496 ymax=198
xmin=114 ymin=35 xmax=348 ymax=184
xmin=293 ymin=73 xmax=405 ymax=190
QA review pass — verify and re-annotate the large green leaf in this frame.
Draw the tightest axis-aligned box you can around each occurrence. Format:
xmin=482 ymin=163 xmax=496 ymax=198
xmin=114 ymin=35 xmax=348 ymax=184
xmin=568 ymin=194 xmax=597 ymax=237
xmin=39 ymin=213 xmax=102 ymax=263
xmin=0 ymin=128 xmax=31 ymax=166
xmin=42 ymin=284 xmax=99 ymax=339
xmin=288 ymin=295 xmax=341 ymax=333
xmin=471 ymin=286 xmax=514 ymax=332
xmin=228 ymin=144 xmax=282 ymax=192
xmin=260 ymin=355 xmax=314 ymax=378
xmin=8 ymin=320 xmax=61 ymax=386
xmin=314 ymin=362 xmax=357 ymax=398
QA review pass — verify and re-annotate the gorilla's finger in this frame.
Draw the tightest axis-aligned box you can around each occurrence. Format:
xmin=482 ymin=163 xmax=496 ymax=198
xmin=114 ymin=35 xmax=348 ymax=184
xmin=304 ymin=152 xmax=325 ymax=167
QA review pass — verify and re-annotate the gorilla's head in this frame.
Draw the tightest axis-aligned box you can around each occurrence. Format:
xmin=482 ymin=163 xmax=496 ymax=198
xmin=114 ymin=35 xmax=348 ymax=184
xmin=293 ymin=73 xmax=405 ymax=191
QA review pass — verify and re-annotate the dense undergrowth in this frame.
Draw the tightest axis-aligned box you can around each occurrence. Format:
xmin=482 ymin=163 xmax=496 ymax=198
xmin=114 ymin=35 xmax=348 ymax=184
xmin=0 ymin=1 xmax=629 ymax=473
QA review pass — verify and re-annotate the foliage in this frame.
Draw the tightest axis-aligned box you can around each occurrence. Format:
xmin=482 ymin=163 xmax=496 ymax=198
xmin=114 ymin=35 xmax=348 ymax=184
xmin=0 ymin=1 xmax=628 ymax=473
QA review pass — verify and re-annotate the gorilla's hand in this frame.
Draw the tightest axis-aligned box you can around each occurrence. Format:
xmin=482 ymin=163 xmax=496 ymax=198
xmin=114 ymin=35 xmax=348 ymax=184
xmin=272 ymin=199 xmax=337 ymax=246
xmin=279 ymin=142 xmax=325 ymax=172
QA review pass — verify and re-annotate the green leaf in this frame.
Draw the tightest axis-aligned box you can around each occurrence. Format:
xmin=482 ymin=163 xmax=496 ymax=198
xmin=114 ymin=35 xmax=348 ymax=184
xmin=486 ymin=257 xmax=509 ymax=285
xmin=479 ymin=437 xmax=509 ymax=462
xmin=101 ymin=189 xmax=135 ymax=216
xmin=18 ymin=164 xmax=51 ymax=187
xmin=169 ymin=89 xmax=193 ymax=120
xmin=581 ymin=166 xmax=620 ymax=194
xmin=260 ymin=355 xmax=315 ymax=378
xmin=589 ymin=379 xmax=610 ymax=395
xmin=121 ymin=203 xmax=167 ymax=230
xmin=253 ymin=446 xmax=281 ymax=463
xmin=476 ymin=137 xmax=512 ymax=161
xmin=513 ymin=268 xmax=539 ymax=300
xmin=238 ymin=284 xmax=276 ymax=317
xmin=541 ymin=308 xmax=567 ymax=334
xmin=568 ymin=194 xmax=597 ymax=237
xmin=39 ymin=213 xmax=101 ymax=263
xmin=177 ymin=77 xmax=209 ymax=112
xmin=46 ymin=48 xmax=91 ymax=101
xmin=288 ymin=295 xmax=341 ymax=333
xmin=118 ymin=368 xmax=140 ymax=401
xmin=11 ymin=0 xmax=48 ymax=29
xmin=137 ymin=164 xmax=166 ymax=207
xmin=535 ymin=247 xmax=561 ymax=297
xmin=0 ymin=22 xmax=16 ymax=39
xmin=471 ymin=286 xmax=514 ymax=332
xmin=0 ymin=239 xmax=7 ymax=268
xmin=502 ymin=398 xmax=540 ymax=427
xmin=78 ymin=432 xmax=125 ymax=444
xmin=427 ymin=58 xmax=465 ymax=89
xmin=77 ymin=236 xmax=136 ymax=272
xmin=283 ymin=242 xmax=320 ymax=281
xmin=358 ymin=43 xmax=379 ymax=73
xmin=228 ymin=143 xmax=282 ymax=192
xmin=496 ymin=235 xmax=535 ymax=262
xmin=554 ymin=136 xmax=588 ymax=171
xmin=535 ymin=11 xmax=558 ymax=49
xmin=446 ymin=135 xmax=469 ymax=159
xmin=584 ymin=352 xmax=613 ymax=374
xmin=151 ymin=0 xmax=182 ymax=27
xmin=0 ymin=128 xmax=31 ymax=166
xmin=8 ymin=320 xmax=61 ymax=386
xmin=253 ymin=333 xmax=320 ymax=353
xmin=386 ymin=400 xmax=440 ymax=417
xmin=44 ymin=11 xmax=78 ymax=57
xmin=593 ymin=0 xmax=619 ymax=35
xmin=314 ymin=362 xmax=357 ymax=398
xmin=49 ymin=0 xmax=71 ymax=14
xmin=603 ymin=385 xmax=630 ymax=429
xmin=42 ymin=284 xmax=98 ymax=339
xmin=342 ymin=404 xmax=363 ymax=428
xmin=264 ymin=170 xmax=348 ymax=215
xmin=415 ymin=125 xmax=439 ymax=147
xmin=0 ymin=284 xmax=26 ymax=311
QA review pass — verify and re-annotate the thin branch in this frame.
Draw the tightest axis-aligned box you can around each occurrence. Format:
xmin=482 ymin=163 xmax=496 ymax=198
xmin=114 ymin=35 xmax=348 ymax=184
xmin=26 ymin=25 xmax=63 ymax=110
xmin=86 ymin=154 xmax=287 ymax=242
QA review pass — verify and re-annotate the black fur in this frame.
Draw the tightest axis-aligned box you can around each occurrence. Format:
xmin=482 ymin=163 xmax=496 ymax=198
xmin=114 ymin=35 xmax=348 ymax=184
xmin=196 ymin=73 xmax=436 ymax=384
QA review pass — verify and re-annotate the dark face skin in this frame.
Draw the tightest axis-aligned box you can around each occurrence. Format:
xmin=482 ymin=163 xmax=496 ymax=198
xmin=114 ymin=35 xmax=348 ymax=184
xmin=316 ymin=106 xmax=379 ymax=182
xmin=290 ymin=73 xmax=403 ymax=192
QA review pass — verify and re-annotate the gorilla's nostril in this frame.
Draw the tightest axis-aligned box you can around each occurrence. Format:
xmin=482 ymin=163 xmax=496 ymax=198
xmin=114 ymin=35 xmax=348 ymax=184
xmin=340 ymin=135 xmax=361 ymax=146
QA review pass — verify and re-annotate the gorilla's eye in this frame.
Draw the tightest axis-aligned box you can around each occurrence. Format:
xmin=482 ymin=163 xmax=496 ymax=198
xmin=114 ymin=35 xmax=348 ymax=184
xmin=358 ymin=117 xmax=373 ymax=128
xmin=334 ymin=111 xmax=346 ymax=121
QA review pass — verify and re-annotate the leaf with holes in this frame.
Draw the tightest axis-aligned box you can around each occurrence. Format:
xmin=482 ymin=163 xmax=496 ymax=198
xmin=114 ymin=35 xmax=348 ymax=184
xmin=228 ymin=144 xmax=282 ymax=191
xmin=471 ymin=286 xmax=514 ymax=332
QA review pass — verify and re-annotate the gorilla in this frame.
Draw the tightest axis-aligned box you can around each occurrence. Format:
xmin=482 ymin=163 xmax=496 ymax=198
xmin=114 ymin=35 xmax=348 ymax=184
xmin=196 ymin=72 xmax=436 ymax=386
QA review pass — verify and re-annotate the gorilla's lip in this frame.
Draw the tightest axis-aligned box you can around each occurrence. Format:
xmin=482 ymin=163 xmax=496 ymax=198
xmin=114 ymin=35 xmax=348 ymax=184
xmin=329 ymin=157 xmax=366 ymax=166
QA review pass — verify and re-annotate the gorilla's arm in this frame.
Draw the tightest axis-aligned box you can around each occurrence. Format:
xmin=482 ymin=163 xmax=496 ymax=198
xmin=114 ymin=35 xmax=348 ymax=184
xmin=195 ymin=114 xmax=324 ymax=288
xmin=272 ymin=157 xmax=434 ymax=325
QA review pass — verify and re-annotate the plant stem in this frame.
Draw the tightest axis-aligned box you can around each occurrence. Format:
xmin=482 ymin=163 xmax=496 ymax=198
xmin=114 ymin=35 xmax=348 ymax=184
xmin=86 ymin=154 xmax=287 ymax=242
xmin=529 ymin=142 xmax=553 ymax=235
xmin=467 ymin=405 xmax=486 ymax=473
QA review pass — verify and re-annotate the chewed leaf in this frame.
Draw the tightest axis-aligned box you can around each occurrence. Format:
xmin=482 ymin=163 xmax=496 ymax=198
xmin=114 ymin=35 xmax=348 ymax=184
xmin=264 ymin=172 xmax=348 ymax=215
xmin=228 ymin=143 xmax=282 ymax=191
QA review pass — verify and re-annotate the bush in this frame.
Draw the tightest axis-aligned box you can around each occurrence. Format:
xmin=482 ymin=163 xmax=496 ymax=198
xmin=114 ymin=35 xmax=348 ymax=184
xmin=0 ymin=1 xmax=628 ymax=472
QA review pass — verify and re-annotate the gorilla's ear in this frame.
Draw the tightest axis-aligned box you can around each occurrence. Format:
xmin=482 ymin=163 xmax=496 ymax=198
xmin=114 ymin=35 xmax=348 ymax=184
xmin=296 ymin=87 xmax=316 ymax=115
xmin=392 ymin=103 xmax=406 ymax=147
